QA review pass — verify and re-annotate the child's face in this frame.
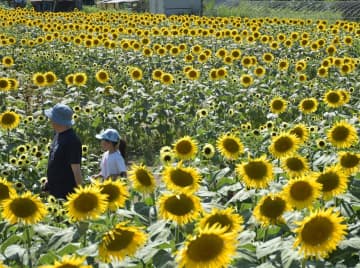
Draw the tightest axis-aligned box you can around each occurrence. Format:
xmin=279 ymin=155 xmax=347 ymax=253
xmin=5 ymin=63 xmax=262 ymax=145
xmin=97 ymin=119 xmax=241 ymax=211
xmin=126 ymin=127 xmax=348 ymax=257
xmin=100 ymin=140 xmax=113 ymax=151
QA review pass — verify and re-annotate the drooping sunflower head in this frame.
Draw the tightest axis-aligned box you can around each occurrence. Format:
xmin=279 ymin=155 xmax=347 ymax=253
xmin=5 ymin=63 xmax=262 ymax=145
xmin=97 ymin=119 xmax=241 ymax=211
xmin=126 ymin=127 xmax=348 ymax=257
xmin=294 ymin=208 xmax=347 ymax=259
xmin=158 ymin=192 xmax=202 ymax=225
xmin=327 ymin=121 xmax=358 ymax=148
xmin=337 ymin=151 xmax=360 ymax=175
xmin=95 ymin=69 xmax=110 ymax=84
xmin=0 ymin=111 xmax=21 ymax=130
xmin=281 ymin=154 xmax=310 ymax=178
xmin=38 ymin=255 xmax=91 ymax=268
xmin=270 ymin=96 xmax=287 ymax=114
xmin=315 ymin=165 xmax=348 ymax=200
xmin=299 ymin=98 xmax=318 ymax=114
xmin=216 ymin=133 xmax=244 ymax=160
xmin=323 ymin=90 xmax=344 ymax=108
xmin=269 ymin=132 xmax=301 ymax=158
xmin=128 ymin=164 xmax=156 ymax=194
xmin=1 ymin=191 xmax=47 ymax=225
xmin=202 ymin=143 xmax=216 ymax=159
xmin=236 ymin=155 xmax=274 ymax=189
xmin=65 ymin=185 xmax=108 ymax=221
xmin=0 ymin=177 xmax=16 ymax=202
xmin=289 ymin=124 xmax=309 ymax=144
xmin=96 ymin=179 xmax=129 ymax=211
xmin=173 ymin=136 xmax=198 ymax=160
xmin=99 ymin=222 xmax=147 ymax=263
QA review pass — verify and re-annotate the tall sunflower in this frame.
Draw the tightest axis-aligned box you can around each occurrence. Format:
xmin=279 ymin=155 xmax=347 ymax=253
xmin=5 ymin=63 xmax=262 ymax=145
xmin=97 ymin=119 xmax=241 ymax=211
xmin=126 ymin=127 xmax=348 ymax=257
xmin=216 ymin=133 xmax=244 ymax=160
xmin=327 ymin=121 xmax=358 ymax=148
xmin=158 ymin=192 xmax=202 ymax=225
xmin=270 ymin=97 xmax=287 ymax=114
xmin=162 ymin=163 xmax=201 ymax=194
xmin=281 ymin=154 xmax=310 ymax=178
xmin=337 ymin=151 xmax=360 ymax=175
xmin=315 ymin=165 xmax=348 ymax=200
xmin=269 ymin=132 xmax=300 ymax=158
xmin=294 ymin=208 xmax=347 ymax=259
xmin=99 ymin=222 xmax=147 ymax=263
xmin=39 ymin=255 xmax=91 ymax=268
xmin=0 ymin=177 xmax=16 ymax=202
xmin=282 ymin=176 xmax=322 ymax=209
xmin=176 ymin=225 xmax=237 ymax=268
xmin=96 ymin=179 xmax=129 ymax=211
xmin=173 ymin=136 xmax=198 ymax=160
xmin=128 ymin=164 xmax=156 ymax=194
xmin=65 ymin=186 xmax=108 ymax=221
xmin=1 ymin=191 xmax=47 ymax=225
xmin=289 ymin=124 xmax=309 ymax=144
xmin=0 ymin=111 xmax=21 ymax=130
xmin=95 ymin=69 xmax=110 ymax=84
xmin=236 ymin=155 xmax=274 ymax=189
xmin=298 ymin=98 xmax=318 ymax=114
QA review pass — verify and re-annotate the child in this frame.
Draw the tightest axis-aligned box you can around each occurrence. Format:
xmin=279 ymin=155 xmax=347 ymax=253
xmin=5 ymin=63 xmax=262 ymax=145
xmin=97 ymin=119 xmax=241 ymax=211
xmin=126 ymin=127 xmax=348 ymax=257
xmin=94 ymin=128 xmax=127 ymax=180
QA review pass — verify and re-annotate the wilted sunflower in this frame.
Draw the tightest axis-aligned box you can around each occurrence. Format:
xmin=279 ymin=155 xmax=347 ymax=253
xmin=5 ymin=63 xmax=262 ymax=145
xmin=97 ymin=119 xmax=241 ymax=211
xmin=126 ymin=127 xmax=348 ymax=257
xmin=44 ymin=71 xmax=57 ymax=86
xmin=162 ymin=163 xmax=201 ymax=194
xmin=298 ymin=98 xmax=318 ymax=114
xmin=128 ymin=164 xmax=156 ymax=193
xmin=0 ymin=177 xmax=16 ymax=202
xmin=323 ymin=90 xmax=343 ymax=108
xmin=173 ymin=136 xmax=198 ymax=160
xmin=315 ymin=165 xmax=348 ymax=200
xmin=253 ymin=193 xmax=290 ymax=226
xmin=337 ymin=151 xmax=360 ymax=175
xmin=2 ymin=191 xmax=47 ymax=225
xmin=99 ymin=222 xmax=147 ymax=263
xmin=32 ymin=72 xmax=47 ymax=87
xmin=294 ymin=208 xmax=347 ymax=259
xmin=289 ymin=124 xmax=309 ymax=144
xmin=97 ymin=179 xmax=129 ymax=211
xmin=65 ymin=186 xmax=108 ymax=221
xmin=327 ymin=121 xmax=358 ymax=148
xmin=269 ymin=132 xmax=300 ymax=158
xmin=197 ymin=207 xmax=243 ymax=234
xmin=39 ymin=255 xmax=91 ymax=268
xmin=281 ymin=154 xmax=310 ymax=177
xmin=176 ymin=224 xmax=237 ymax=268
xmin=216 ymin=133 xmax=244 ymax=160
xmin=0 ymin=111 xmax=21 ymax=130
xmin=236 ymin=155 xmax=274 ymax=189
xmin=270 ymin=97 xmax=287 ymax=114
xmin=202 ymin=143 xmax=215 ymax=159
xmin=158 ymin=193 xmax=202 ymax=225
xmin=282 ymin=176 xmax=322 ymax=209
xmin=95 ymin=69 xmax=110 ymax=84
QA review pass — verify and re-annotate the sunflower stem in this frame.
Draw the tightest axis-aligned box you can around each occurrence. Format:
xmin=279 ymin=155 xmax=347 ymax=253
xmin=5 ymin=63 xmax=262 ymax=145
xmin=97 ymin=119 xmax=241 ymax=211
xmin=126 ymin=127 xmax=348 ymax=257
xmin=301 ymin=258 xmax=307 ymax=268
xmin=25 ymin=225 xmax=33 ymax=268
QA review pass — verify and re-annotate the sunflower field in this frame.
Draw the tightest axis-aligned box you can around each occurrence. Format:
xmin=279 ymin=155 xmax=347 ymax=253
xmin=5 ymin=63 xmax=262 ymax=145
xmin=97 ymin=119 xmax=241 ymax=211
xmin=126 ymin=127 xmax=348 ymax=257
xmin=0 ymin=6 xmax=360 ymax=268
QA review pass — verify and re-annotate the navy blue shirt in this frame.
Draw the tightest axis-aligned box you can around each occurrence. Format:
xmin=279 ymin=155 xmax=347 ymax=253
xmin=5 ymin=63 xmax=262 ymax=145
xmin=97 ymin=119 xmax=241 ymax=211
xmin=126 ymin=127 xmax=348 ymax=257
xmin=46 ymin=128 xmax=82 ymax=199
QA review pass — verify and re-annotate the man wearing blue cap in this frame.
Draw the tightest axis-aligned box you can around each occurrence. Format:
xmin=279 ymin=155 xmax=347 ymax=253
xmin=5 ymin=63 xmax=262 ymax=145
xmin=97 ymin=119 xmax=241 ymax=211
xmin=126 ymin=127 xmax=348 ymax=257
xmin=44 ymin=103 xmax=82 ymax=199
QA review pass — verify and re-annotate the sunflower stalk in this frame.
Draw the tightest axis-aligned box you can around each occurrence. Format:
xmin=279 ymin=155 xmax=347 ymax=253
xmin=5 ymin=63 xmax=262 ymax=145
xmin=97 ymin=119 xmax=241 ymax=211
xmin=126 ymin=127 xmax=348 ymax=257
xmin=25 ymin=225 xmax=33 ymax=268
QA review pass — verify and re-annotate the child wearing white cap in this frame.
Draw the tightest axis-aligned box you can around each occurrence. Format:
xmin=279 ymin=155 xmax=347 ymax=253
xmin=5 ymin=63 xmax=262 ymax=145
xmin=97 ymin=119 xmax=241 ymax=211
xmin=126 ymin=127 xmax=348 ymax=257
xmin=94 ymin=128 xmax=127 ymax=180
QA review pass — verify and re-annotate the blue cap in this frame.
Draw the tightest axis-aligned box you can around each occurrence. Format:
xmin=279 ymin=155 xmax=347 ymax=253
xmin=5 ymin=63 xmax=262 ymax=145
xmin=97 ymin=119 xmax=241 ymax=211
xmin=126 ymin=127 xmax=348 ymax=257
xmin=96 ymin=128 xmax=120 ymax=142
xmin=44 ymin=103 xmax=74 ymax=127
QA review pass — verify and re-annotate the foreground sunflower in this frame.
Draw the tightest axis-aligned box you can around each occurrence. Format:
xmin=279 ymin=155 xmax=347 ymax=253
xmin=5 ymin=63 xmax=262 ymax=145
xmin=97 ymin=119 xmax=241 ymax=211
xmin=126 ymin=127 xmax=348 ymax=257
xmin=282 ymin=176 xmax=322 ymax=209
xmin=39 ymin=255 xmax=91 ymax=268
xmin=162 ymin=163 xmax=201 ymax=194
xmin=281 ymin=154 xmax=310 ymax=178
xmin=294 ymin=208 xmax=347 ymax=259
xmin=269 ymin=132 xmax=300 ymax=158
xmin=236 ymin=155 xmax=274 ymax=189
xmin=0 ymin=177 xmax=16 ymax=202
xmin=1 ymin=191 xmax=47 ymax=225
xmin=128 ymin=164 xmax=156 ymax=193
xmin=0 ymin=111 xmax=21 ymax=130
xmin=216 ymin=133 xmax=244 ymax=160
xmin=65 ymin=186 xmax=108 ymax=221
xmin=99 ymin=222 xmax=147 ymax=262
xmin=173 ymin=136 xmax=198 ymax=160
xmin=315 ymin=165 xmax=348 ymax=200
xmin=158 ymin=192 xmax=202 ymax=225
xmin=176 ymin=224 xmax=237 ymax=268
xmin=96 ymin=179 xmax=129 ymax=211
xmin=337 ymin=151 xmax=360 ymax=175
xmin=327 ymin=121 xmax=358 ymax=148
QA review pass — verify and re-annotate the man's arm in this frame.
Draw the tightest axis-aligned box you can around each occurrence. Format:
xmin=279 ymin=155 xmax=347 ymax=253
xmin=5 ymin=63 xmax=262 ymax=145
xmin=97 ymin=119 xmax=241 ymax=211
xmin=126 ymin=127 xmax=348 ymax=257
xmin=71 ymin=164 xmax=82 ymax=186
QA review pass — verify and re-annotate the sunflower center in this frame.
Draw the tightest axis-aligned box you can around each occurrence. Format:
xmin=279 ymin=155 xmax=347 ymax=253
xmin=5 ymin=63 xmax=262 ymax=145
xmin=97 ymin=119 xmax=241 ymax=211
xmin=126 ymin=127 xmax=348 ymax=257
xmin=302 ymin=100 xmax=315 ymax=110
xmin=260 ymin=197 xmax=285 ymax=219
xmin=106 ymin=230 xmax=134 ymax=251
xmin=101 ymin=185 xmax=120 ymax=203
xmin=164 ymin=195 xmax=194 ymax=216
xmin=204 ymin=147 xmax=212 ymax=154
xmin=317 ymin=172 xmax=339 ymax=192
xmin=57 ymin=264 xmax=78 ymax=268
xmin=285 ymin=157 xmax=304 ymax=171
xmin=1 ymin=113 xmax=16 ymax=125
xmin=223 ymin=138 xmax=240 ymax=153
xmin=272 ymin=100 xmax=284 ymax=110
xmin=135 ymin=169 xmax=152 ymax=186
xmin=331 ymin=126 xmax=349 ymax=141
xmin=244 ymin=161 xmax=267 ymax=179
xmin=0 ymin=184 xmax=10 ymax=200
xmin=327 ymin=92 xmax=340 ymax=103
xmin=290 ymin=128 xmax=304 ymax=139
xmin=73 ymin=193 xmax=99 ymax=213
xmin=187 ymin=234 xmax=224 ymax=262
xmin=274 ymin=137 xmax=293 ymax=153
xmin=170 ymin=169 xmax=194 ymax=187
xmin=205 ymin=214 xmax=232 ymax=230
xmin=176 ymin=141 xmax=192 ymax=155
xmin=0 ymin=79 xmax=8 ymax=88
xmin=290 ymin=181 xmax=312 ymax=200
xmin=301 ymin=216 xmax=333 ymax=245
xmin=99 ymin=72 xmax=107 ymax=80
xmin=340 ymin=154 xmax=359 ymax=168
xmin=10 ymin=198 xmax=38 ymax=218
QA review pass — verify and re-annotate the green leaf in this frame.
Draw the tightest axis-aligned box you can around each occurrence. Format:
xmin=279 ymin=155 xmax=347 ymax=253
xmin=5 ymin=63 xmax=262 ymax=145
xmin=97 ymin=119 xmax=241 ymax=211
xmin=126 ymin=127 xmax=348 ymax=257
xmin=339 ymin=237 xmax=360 ymax=250
xmin=57 ymin=243 xmax=80 ymax=256
xmin=256 ymin=236 xmax=283 ymax=259
xmin=1 ymin=235 xmax=23 ymax=252
xmin=37 ymin=251 xmax=58 ymax=265
xmin=33 ymin=224 xmax=62 ymax=237
xmin=152 ymin=249 xmax=174 ymax=268
xmin=76 ymin=243 xmax=98 ymax=257
xmin=4 ymin=245 xmax=26 ymax=259
xmin=47 ymin=227 xmax=76 ymax=250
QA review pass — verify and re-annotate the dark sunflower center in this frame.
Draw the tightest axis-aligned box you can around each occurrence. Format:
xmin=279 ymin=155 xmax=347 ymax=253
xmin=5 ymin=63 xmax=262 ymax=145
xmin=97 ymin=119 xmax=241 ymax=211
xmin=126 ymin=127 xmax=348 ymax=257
xmin=176 ymin=141 xmax=192 ymax=155
xmin=272 ymin=100 xmax=284 ymax=110
xmin=132 ymin=71 xmax=141 ymax=78
xmin=244 ymin=161 xmax=267 ymax=179
xmin=75 ymin=76 xmax=84 ymax=83
xmin=290 ymin=128 xmax=304 ymax=139
xmin=135 ymin=169 xmax=152 ymax=186
xmin=223 ymin=138 xmax=240 ymax=153
xmin=57 ymin=264 xmax=78 ymax=268
xmin=163 ymin=155 xmax=171 ymax=161
xmin=170 ymin=169 xmax=194 ymax=187
xmin=285 ymin=157 xmax=304 ymax=171
xmin=260 ymin=197 xmax=285 ymax=219
xmin=302 ymin=100 xmax=315 ymax=110
xmin=1 ymin=113 xmax=16 ymax=125
xmin=340 ymin=154 xmax=359 ymax=168
xmin=106 ymin=230 xmax=134 ymax=251
xmin=10 ymin=198 xmax=38 ymax=218
xmin=36 ymin=76 xmax=45 ymax=83
xmin=274 ymin=136 xmax=293 ymax=153
xmin=316 ymin=172 xmax=339 ymax=192
xmin=0 ymin=184 xmax=10 ymax=201
xmin=164 ymin=195 xmax=194 ymax=216
xmin=187 ymin=234 xmax=224 ymax=262
xmin=73 ymin=193 xmax=98 ymax=213
xmin=204 ymin=147 xmax=212 ymax=154
xmin=99 ymin=72 xmax=107 ymax=80
xmin=331 ymin=126 xmax=349 ymax=141
xmin=327 ymin=92 xmax=341 ymax=103
xmin=242 ymin=76 xmax=251 ymax=83
xmin=290 ymin=181 xmax=312 ymax=200
xmin=301 ymin=216 xmax=333 ymax=245
xmin=0 ymin=79 xmax=8 ymax=88
xmin=101 ymin=184 xmax=120 ymax=203
xmin=205 ymin=214 xmax=232 ymax=231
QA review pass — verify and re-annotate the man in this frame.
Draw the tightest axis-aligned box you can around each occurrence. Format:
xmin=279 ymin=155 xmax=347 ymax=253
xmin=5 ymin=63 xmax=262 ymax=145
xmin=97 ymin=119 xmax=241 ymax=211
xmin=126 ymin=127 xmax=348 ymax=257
xmin=44 ymin=103 xmax=82 ymax=199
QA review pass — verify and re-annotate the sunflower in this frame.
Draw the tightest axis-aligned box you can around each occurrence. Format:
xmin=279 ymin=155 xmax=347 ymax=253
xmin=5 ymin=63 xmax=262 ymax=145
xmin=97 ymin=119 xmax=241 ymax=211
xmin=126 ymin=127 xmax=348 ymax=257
xmin=239 ymin=74 xmax=253 ymax=88
xmin=337 ymin=151 xmax=360 ymax=175
xmin=315 ymin=165 xmax=348 ymax=200
xmin=162 ymin=163 xmax=201 ymax=194
xmin=317 ymin=66 xmax=328 ymax=78
xmin=99 ymin=222 xmax=147 ymax=263
xmin=158 ymin=192 xmax=202 ymax=225
xmin=262 ymin=52 xmax=274 ymax=64
xmin=269 ymin=132 xmax=300 ymax=158
xmin=236 ymin=155 xmax=274 ymax=189
xmin=0 ymin=111 xmax=21 ymax=130
xmin=202 ymin=143 xmax=215 ymax=159
xmin=270 ymin=97 xmax=287 ymax=114
xmin=73 ymin=72 xmax=88 ymax=87
xmin=324 ymin=90 xmax=343 ymax=108
xmin=289 ymin=124 xmax=309 ymax=144
xmin=282 ymin=176 xmax=322 ymax=209
xmin=197 ymin=207 xmax=243 ymax=234
xmin=95 ymin=69 xmax=110 ymax=84
xmin=293 ymin=208 xmax=347 ymax=259
xmin=129 ymin=67 xmax=143 ymax=81
xmin=0 ymin=78 xmax=11 ymax=91
xmin=216 ymin=133 xmax=244 ymax=160
xmin=32 ymin=72 xmax=47 ymax=87
xmin=176 ymin=224 xmax=237 ymax=268
xmin=39 ymin=255 xmax=91 ymax=268
xmin=1 ymin=191 xmax=47 ymax=225
xmin=299 ymin=98 xmax=318 ymax=114
xmin=0 ymin=177 xmax=16 ymax=202
xmin=338 ymin=89 xmax=350 ymax=104
xmin=253 ymin=66 xmax=266 ymax=78
xmin=96 ymin=179 xmax=129 ymax=211
xmin=281 ymin=154 xmax=310 ymax=177
xmin=173 ymin=136 xmax=198 ymax=160
xmin=65 ymin=186 xmax=108 ymax=221
xmin=2 ymin=56 xmax=14 ymax=67
xmin=327 ymin=121 xmax=358 ymax=148
xmin=128 ymin=164 xmax=156 ymax=194
xmin=160 ymin=73 xmax=174 ymax=85
xmin=160 ymin=151 xmax=174 ymax=164
xmin=44 ymin=71 xmax=57 ymax=86
xmin=253 ymin=193 xmax=290 ymax=226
